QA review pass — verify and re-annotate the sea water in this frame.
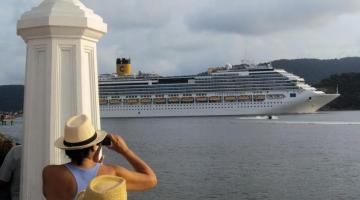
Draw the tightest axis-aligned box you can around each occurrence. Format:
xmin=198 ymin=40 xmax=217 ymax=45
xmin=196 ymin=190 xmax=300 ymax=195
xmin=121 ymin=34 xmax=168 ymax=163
xmin=2 ymin=111 xmax=360 ymax=200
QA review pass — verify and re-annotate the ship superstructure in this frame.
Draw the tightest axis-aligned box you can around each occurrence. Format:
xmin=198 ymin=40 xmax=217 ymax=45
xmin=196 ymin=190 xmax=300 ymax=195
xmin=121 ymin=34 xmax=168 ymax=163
xmin=99 ymin=59 xmax=339 ymax=118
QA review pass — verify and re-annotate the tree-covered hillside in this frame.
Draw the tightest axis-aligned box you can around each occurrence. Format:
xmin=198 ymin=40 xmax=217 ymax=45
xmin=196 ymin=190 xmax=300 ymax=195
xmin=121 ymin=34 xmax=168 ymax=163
xmin=272 ymin=57 xmax=360 ymax=84
xmin=315 ymin=73 xmax=360 ymax=110
xmin=0 ymin=85 xmax=24 ymax=112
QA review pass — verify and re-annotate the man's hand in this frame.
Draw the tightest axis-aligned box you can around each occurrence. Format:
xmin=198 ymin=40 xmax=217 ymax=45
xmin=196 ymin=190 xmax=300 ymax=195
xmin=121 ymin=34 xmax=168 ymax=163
xmin=107 ymin=134 xmax=129 ymax=154
xmin=105 ymin=133 xmax=157 ymax=191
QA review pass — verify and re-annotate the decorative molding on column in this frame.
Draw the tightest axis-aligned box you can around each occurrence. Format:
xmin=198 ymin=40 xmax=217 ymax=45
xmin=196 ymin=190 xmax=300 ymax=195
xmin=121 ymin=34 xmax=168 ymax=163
xmin=18 ymin=26 xmax=105 ymax=42
xmin=83 ymin=46 xmax=93 ymax=116
xmin=59 ymin=43 xmax=77 ymax=121
xmin=21 ymin=41 xmax=52 ymax=199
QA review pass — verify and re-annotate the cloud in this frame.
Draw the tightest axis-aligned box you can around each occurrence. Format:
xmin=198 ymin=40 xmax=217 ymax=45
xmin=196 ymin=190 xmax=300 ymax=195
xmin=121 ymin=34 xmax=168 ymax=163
xmin=95 ymin=19 xmax=233 ymax=76
xmin=1 ymin=0 xmax=360 ymax=85
xmin=186 ymin=0 xmax=360 ymax=35
xmin=83 ymin=0 xmax=172 ymax=30
xmin=0 ymin=38 xmax=25 ymax=85
xmin=0 ymin=0 xmax=33 ymax=85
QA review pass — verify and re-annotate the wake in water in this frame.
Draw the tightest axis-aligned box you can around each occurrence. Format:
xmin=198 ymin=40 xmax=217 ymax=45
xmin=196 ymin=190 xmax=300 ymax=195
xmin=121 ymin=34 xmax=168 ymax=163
xmin=235 ymin=116 xmax=360 ymax=125
xmin=262 ymin=121 xmax=360 ymax=125
xmin=236 ymin=115 xmax=279 ymax=120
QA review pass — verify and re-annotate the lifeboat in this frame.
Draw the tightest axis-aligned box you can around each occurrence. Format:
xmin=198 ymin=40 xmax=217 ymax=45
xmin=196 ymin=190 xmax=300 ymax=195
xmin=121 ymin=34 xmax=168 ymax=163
xmin=168 ymin=97 xmax=180 ymax=104
xmin=99 ymin=99 xmax=108 ymax=105
xmin=254 ymin=95 xmax=266 ymax=101
xmin=140 ymin=98 xmax=152 ymax=104
xmin=109 ymin=99 xmax=121 ymax=104
xmin=224 ymin=96 xmax=237 ymax=102
xmin=181 ymin=97 xmax=194 ymax=103
xmin=238 ymin=95 xmax=252 ymax=102
xmin=195 ymin=96 xmax=208 ymax=103
xmin=154 ymin=98 xmax=166 ymax=104
xmin=209 ymin=96 xmax=221 ymax=103
xmin=124 ymin=98 xmax=139 ymax=104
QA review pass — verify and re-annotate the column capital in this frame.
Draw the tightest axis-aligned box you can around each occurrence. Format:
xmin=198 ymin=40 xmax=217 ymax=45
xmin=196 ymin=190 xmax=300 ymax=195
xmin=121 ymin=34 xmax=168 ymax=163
xmin=17 ymin=0 xmax=107 ymax=41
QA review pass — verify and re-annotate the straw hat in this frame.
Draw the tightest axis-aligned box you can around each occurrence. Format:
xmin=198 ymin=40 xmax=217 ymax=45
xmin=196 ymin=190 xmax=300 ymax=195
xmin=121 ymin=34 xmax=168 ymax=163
xmin=55 ymin=114 xmax=107 ymax=150
xmin=76 ymin=175 xmax=127 ymax=200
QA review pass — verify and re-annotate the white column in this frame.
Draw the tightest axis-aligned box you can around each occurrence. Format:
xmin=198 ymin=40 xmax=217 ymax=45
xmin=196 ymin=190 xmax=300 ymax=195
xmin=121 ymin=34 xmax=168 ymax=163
xmin=17 ymin=0 xmax=107 ymax=199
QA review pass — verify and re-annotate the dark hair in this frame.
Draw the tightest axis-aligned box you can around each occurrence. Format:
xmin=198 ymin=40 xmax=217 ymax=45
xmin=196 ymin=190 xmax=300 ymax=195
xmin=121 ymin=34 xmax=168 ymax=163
xmin=0 ymin=133 xmax=14 ymax=165
xmin=65 ymin=146 xmax=92 ymax=165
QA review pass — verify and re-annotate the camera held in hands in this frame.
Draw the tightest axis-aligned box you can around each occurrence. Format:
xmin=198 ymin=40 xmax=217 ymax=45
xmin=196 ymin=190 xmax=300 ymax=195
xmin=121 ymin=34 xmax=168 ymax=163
xmin=101 ymin=136 xmax=112 ymax=146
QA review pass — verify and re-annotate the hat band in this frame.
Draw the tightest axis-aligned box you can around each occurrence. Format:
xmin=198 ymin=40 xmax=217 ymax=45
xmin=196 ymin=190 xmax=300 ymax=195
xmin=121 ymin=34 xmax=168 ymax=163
xmin=63 ymin=132 xmax=97 ymax=147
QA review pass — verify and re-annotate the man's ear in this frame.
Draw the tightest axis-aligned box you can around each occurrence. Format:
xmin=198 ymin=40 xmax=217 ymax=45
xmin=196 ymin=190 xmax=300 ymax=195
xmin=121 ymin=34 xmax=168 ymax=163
xmin=90 ymin=145 xmax=98 ymax=152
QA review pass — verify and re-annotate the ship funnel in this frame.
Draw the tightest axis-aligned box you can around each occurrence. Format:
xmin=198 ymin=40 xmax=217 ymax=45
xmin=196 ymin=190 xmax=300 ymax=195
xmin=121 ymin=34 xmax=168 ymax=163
xmin=116 ymin=57 xmax=132 ymax=76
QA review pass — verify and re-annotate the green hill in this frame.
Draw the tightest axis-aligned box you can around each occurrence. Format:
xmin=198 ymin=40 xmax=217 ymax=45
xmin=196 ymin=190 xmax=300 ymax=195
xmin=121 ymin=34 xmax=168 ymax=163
xmin=0 ymin=85 xmax=24 ymax=112
xmin=315 ymin=73 xmax=360 ymax=110
xmin=272 ymin=57 xmax=360 ymax=84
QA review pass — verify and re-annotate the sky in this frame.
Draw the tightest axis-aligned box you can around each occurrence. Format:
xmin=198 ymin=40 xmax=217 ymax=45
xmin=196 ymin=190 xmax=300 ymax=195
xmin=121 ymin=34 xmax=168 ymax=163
xmin=1 ymin=0 xmax=360 ymax=85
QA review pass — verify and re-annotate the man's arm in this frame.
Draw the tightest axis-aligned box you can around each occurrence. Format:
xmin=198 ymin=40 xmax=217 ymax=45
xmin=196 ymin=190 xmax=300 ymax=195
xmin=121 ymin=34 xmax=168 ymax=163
xmin=107 ymin=134 xmax=157 ymax=191
xmin=0 ymin=147 xmax=15 ymax=184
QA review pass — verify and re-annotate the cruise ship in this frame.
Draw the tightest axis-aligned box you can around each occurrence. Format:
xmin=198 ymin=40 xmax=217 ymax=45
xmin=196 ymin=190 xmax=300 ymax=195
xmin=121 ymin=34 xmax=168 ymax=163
xmin=98 ymin=58 xmax=339 ymax=118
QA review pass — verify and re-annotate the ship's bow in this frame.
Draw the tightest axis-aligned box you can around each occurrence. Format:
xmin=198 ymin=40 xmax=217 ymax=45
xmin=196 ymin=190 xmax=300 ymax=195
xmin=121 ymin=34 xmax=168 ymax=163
xmin=306 ymin=92 xmax=340 ymax=112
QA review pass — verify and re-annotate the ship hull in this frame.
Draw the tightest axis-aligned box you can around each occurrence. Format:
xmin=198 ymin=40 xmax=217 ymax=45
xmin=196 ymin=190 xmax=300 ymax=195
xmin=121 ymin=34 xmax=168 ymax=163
xmin=100 ymin=91 xmax=339 ymax=118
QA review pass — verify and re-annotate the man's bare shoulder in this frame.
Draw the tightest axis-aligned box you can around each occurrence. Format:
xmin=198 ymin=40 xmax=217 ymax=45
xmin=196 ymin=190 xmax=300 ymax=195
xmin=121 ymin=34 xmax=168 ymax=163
xmin=43 ymin=164 xmax=76 ymax=199
xmin=98 ymin=164 xmax=117 ymax=176
xmin=43 ymin=165 xmax=69 ymax=175
xmin=43 ymin=165 xmax=66 ymax=171
xmin=43 ymin=165 xmax=73 ymax=183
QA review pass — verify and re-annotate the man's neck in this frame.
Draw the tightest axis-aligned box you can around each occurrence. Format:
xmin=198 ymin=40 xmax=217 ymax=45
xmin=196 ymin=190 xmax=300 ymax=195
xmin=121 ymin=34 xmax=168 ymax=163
xmin=71 ymin=158 xmax=98 ymax=169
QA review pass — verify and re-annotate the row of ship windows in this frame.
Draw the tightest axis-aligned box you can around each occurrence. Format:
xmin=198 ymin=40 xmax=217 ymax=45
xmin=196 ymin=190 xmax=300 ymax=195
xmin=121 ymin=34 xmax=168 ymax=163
xmin=100 ymin=80 xmax=293 ymax=89
xmin=100 ymin=81 xmax=297 ymax=88
xmin=101 ymin=99 xmax=291 ymax=105
xmin=101 ymin=83 xmax=297 ymax=88
xmin=101 ymin=87 xmax=298 ymax=94
xmin=102 ymin=99 xmax=299 ymax=104
xmin=101 ymin=77 xmax=292 ymax=83
xmin=102 ymin=105 xmax=278 ymax=111
xmin=207 ymin=73 xmax=282 ymax=76
xmin=100 ymin=88 xmax=300 ymax=96
xmin=197 ymin=79 xmax=291 ymax=82
xmin=99 ymin=77 xmax=292 ymax=88
xmin=100 ymin=83 xmax=296 ymax=91
xmin=195 ymin=79 xmax=290 ymax=83
xmin=100 ymin=82 xmax=296 ymax=89
xmin=102 ymin=101 xmax=292 ymax=110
